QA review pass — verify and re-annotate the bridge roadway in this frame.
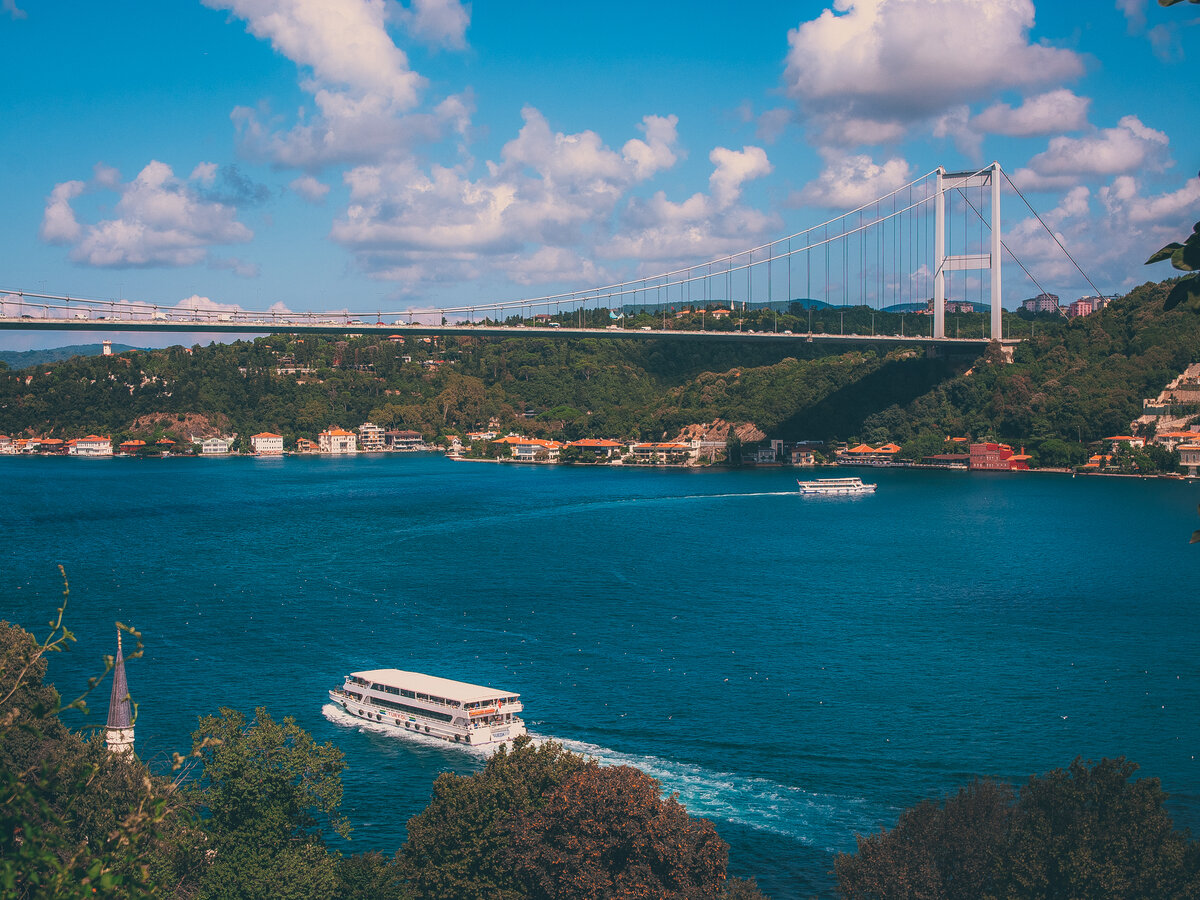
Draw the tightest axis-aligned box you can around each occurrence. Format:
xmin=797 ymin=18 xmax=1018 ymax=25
xmin=0 ymin=316 xmax=1016 ymax=350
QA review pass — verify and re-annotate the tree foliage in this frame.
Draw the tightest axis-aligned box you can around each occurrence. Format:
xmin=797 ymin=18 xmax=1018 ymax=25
xmin=187 ymin=706 xmax=350 ymax=900
xmin=0 ymin=584 xmax=192 ymax=899
xmin=835 ymin=757 xmax=1200 ymax=900
xmin=507 ymin=763 xmax=728 ymax=900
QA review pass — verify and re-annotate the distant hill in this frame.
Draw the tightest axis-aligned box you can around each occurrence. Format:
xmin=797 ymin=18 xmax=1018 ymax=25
xmin=0 ymin=344 xmax=139 ymax=370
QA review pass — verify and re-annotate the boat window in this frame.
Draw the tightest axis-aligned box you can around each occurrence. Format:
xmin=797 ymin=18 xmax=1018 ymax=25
xmin=417 ymin=693 xmax=429 ymax=701
xmin=371 ymin=698 xmax=453 ymax=723
xmin=401 ymin=689 xmax=415 ymax=698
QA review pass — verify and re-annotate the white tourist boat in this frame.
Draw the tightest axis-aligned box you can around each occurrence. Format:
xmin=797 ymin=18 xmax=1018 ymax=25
xmin=796 ymin=476 xmax=876 ymax=496
xmin=329 ymin=668 xmax=526 ymax=747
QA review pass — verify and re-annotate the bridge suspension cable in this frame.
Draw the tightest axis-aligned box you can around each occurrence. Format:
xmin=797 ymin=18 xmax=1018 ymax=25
xmin=1 ymin=162 xmax=1102 ymax=336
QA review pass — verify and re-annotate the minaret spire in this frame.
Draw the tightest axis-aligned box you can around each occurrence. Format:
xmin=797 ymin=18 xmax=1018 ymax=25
xmin=105 ymin=629 xmax=135 ymax=755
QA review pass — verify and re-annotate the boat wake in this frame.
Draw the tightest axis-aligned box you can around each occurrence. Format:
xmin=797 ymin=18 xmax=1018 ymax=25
xmin=544 ymin=735 xmax=875 ymax=848
xmin=323 ymin=704 xmax=877 ymax=847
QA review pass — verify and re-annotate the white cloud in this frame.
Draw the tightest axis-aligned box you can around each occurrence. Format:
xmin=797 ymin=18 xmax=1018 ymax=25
xmin=40 ymin=161 xmax=254 ymax=268
xmin=329 ymin=108 xmax=684 ymax=280
xmin=783 ymin=0 xmax=1083 ymax=147
xmin=794 ymin=153 xmax=913 ymax=209
xmin=599 ymin=146 xmax=778 ymax=265
xmin=2 ymin=0 xmax=26 ymax=20
xmin=621 ymin=115 xmax=680 ymax=181
xmin=1004 ymin=173 xmax=1200 ymax=292
xmin=232 ymin=89 xmax=473 ymax=169
xmin=973 ymin=89 xmax=1091 ymax=137
xmin=709 ymin=146 xmax=772 ymax=208
xmin=207 ymin=0 xmax=477 ymax=169
xmin=390 ymin=0 xmax=470 ymax=49
xmin=1024 ymin=115 xmax=1170 ymax=179
xmin=1100 ymin=174 xmax=1200 ymax=225
xmin=1116 ymin=0 xmax=1147 ymax=32
xmin=203 ymin=0 xmax=424 ymax=107
xmin=290 ymin=174 xmax=331 ymax=202
xmin=40 ymin=180 xmax=85 ymax=244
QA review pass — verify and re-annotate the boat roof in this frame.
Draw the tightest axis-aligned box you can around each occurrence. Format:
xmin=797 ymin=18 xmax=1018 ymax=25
xmin=351 ymin=668 xmax=517 ymax=703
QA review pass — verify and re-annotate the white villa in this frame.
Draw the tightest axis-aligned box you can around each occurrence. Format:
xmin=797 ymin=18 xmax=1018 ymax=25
xmin=319 ymin=427 xmax=358 ymax=454
xmin=250 ymin=432 xmax=284 ymax=455
xmin=201 ymin=437 xmax=231 ymax=455
xmin=70 ymin=435 xmax=113 ymax=457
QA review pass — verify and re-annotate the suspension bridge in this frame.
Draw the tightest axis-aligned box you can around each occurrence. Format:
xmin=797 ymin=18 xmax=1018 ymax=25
xmin=0 ymin=163 xmax=1099 ymax=350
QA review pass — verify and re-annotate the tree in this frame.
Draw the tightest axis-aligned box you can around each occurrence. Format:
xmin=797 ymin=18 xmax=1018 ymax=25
xmin=836 ymin=779 xmax=1013 ymax=900
xmin=1146 ymin=213 xmax=1200 ymax=312
xmin=188 ymin=707 xmax=349 ymax=900
xmin=835 ymin=758 xmax=1200 ymax=900
xmin=0 ymin=591 xmax=192 ymax=899
xmin=507 ymin=764 xmax=729 ymax=900
xmin=996 ymin=757 xmax=1200 ymax=899
xmin=401 ymin=735 xmax=585 ymax=900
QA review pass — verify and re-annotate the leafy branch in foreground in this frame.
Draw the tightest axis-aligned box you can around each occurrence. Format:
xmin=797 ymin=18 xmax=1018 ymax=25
xmin=0 ymin=575 xmax=188 ymax=898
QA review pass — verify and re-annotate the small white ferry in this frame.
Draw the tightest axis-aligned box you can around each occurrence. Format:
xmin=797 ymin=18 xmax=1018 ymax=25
xmin=329 ymin=668 xmax=526 ymax=747
xmin=796 ymin=476 xmax=876 ymax=496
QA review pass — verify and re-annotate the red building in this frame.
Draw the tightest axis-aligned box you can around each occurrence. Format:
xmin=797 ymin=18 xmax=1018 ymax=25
xmin=969 ymin=442 xmax=1030 ymax=471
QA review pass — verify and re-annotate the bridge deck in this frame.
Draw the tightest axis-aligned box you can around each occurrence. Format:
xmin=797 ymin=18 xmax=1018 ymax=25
xmin=0 ymin=317 xmax=1014 ymax=348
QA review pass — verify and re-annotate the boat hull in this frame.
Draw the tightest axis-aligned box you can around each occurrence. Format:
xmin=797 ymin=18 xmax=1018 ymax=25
xmin=796 ymin=478 xmax=876 ymax=495
xmin=329 ymin=689 xmax=526 ymax=747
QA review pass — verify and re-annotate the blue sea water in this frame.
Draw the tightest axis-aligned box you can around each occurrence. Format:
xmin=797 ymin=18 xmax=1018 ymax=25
xmin=3 ymin=454 xmax=1198 ymax=898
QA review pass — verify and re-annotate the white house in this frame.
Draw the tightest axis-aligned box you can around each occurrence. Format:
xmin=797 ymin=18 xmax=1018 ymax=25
xmin=201 ymin=437 xmax=231 ymax=455
xmin=319 ymin=427 xmax=358 ymax=454
xmin=70 ymin=435 xmax=113 ymax=457
xmin=250 ymin=432 xmax=284 ymax=455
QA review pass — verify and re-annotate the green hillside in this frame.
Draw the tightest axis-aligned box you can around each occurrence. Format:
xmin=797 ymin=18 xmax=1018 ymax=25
xmin=1 ymin=279 xmax=1195 ymax=460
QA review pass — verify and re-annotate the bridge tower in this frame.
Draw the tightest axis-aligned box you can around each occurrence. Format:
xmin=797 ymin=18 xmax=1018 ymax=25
xmin=933 ymin=162 xmax=1002 ymax=341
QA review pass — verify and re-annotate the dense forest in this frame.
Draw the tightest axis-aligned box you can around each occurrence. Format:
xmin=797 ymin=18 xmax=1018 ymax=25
xmin=1 ymin=278 xmax=1197 ymax=467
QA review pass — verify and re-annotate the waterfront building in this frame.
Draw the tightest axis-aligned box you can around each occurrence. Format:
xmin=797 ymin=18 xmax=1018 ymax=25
xmin=789 ymin=447 xmax=816 ymax=466
xmin=156 ymin=439 xmax=176 ymax=454
xmin=201 ymin=437 xmax=231 ymax=455
xmin=250 ymin=432 xmax=284 ymax=455
xmin=1179 ymin=443 xmax=1200 ymax=476
xmin=567 ymin=438 xmax=623 ymax=459
xmin=319 ymin=427 xmax=358 ymax=454
xmin=295 ymin=437 xmax=317 ymax=453
xmin=38 ymin=438 xmax=66 ymax=455
xmin=1153 ymin=430 xmax=1200 ymax=451
xmin=71 ymin=435 xmax=113 ymax=457
xmin=629 ymin=441 xmax=698 ymax=464
xmin=493 ymin=435 xmax=562 ymax=462
xmin=358 ymin=422 xmax=385 ymax=452
xmin=0 ymin=435 xmax=11 ymax=454
xmin=923 ymin=453 xmax=970 ymax=468
xmin=1104 ymin=435 xmax=1145 ymax=452
xmin=969 ymin=442 xmax=1029 ymax=471
xmin=105 ymin=631 xmax=134 ymax=756
xmin=386 ymin=430 xmax=424 ymax=450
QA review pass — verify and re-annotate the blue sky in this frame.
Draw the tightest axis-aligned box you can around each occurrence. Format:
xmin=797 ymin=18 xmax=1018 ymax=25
xmin=2 ymin=0 xmax=1197 ymax=349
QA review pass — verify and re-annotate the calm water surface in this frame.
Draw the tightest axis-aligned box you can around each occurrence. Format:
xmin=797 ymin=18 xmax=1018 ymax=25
xmin=3 ymin=455 xmax=1198 ymax=897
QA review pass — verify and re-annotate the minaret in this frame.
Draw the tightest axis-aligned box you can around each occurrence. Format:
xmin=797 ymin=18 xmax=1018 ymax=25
xmin=105 ymin=630 xmax=135 ymax=755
